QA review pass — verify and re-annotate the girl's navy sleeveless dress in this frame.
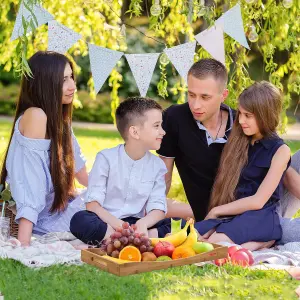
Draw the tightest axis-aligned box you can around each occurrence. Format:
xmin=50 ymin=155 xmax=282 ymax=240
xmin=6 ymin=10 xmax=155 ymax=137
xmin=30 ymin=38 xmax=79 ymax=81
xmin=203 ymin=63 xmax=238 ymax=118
xmin=195 ymin=136 xmax=290 ymax=244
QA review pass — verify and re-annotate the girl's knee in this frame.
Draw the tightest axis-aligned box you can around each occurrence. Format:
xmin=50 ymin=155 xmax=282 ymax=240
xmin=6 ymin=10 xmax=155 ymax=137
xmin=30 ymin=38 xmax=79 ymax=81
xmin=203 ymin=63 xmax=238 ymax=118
xmin=208 ymin=233 xmax=233 ymax=244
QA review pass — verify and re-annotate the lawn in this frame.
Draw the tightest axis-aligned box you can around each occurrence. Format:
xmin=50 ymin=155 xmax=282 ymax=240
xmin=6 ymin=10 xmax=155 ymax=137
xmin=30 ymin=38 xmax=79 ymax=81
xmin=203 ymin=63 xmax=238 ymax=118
xmin=0 ymin=119 xmax=299 ymax=299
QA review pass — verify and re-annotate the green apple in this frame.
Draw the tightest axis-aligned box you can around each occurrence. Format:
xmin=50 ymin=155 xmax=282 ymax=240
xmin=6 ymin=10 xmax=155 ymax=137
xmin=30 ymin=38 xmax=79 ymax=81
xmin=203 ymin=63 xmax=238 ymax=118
xmin=193 ymin=242 xmax=214 ymax=254
xmin=156 ymin=256 xmax=172 ymax=261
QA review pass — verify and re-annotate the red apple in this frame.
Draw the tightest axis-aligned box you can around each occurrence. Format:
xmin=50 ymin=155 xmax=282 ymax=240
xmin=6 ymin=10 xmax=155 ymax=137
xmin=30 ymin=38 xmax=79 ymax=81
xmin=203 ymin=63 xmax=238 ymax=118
xmin=214 ymin=258 xmax=228 ymax=266
xmin=231 ymin=250 xmax=250 ymax=267
xmin=228 ymin=245 xmax=242 ymax=258
xmin=153 ymin=241 xmax=175 ymax=258
xmin=239 ymin=248 xmax=254 ymax=266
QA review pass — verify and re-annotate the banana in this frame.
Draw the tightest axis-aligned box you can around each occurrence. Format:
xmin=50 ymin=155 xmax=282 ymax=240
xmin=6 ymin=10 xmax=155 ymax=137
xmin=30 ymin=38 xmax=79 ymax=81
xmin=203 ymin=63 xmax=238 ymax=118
xmin=102 ymin=255 xmax=131 ymax=264
xmin=178 ymin=219 xmax=198 ymax=248
xmin=150 ymin=220 xmax=190 ymax=247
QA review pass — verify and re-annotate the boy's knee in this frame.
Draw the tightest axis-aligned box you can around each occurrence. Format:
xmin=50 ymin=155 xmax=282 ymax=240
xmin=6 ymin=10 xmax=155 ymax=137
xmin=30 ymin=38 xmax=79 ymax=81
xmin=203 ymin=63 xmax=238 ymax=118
xmin=70 ymin=210 xmax=107 ymax=245
xmin=70 ymin=210 xmax=86 ymax=234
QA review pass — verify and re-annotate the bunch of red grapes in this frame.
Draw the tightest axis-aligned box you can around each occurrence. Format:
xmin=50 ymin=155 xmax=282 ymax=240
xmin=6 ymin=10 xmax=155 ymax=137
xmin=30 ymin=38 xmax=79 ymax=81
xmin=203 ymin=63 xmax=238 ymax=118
xmin=100 ymin=222 xmax=154 ymax=258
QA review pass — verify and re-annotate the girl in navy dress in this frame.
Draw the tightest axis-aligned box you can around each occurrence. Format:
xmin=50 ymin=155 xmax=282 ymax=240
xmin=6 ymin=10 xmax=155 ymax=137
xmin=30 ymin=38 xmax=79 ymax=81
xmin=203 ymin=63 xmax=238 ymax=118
xmin=195 ymin=81 xmax=291 ymax=248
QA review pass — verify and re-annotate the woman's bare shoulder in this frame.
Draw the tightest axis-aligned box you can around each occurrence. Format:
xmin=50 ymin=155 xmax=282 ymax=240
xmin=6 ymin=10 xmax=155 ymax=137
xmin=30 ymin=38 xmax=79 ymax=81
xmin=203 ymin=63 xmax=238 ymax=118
xmin=19 ymin=107 xmax=47 ymax=139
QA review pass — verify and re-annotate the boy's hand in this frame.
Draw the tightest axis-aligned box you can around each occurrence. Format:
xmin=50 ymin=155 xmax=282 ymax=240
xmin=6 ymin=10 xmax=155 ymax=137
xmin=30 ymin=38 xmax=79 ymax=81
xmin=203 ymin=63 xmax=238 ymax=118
xmin=111 ymin=219 xmax=124 ymax=230
xmin=135 ymin=219 xmax=148 ymax=237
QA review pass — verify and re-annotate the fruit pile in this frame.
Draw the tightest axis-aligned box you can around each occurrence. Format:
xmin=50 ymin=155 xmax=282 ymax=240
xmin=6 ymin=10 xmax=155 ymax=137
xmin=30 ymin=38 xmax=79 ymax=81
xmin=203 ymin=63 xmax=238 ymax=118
xmin=99 ymin=219 xmax=216 ymax=263
xmin=214 ymin=245 xmax=254 ymax=267
xmin=100 ymin=222 xmax=153 ymax=260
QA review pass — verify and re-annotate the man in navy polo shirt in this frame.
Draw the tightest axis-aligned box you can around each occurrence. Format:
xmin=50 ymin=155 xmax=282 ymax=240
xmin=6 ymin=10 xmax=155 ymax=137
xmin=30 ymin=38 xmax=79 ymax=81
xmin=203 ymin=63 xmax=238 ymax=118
xmin=157 ymin=58 xmax=235 ymax=222
xmin=158 ymin=58 xmax=299 ymax=227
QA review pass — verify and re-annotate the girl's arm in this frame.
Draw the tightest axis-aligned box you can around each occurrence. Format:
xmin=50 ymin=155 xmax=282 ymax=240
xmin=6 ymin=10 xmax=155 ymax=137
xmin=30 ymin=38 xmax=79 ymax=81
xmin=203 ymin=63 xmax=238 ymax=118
xmin=283 ymin=167 xmax=300 ymax=199
xmin=208 ymin=144 xmax=291 ymax=218
xmin=17 ymin=108 xmax=48 ymax=245
xmin=75 ymin=166 xmax=88 ymax=187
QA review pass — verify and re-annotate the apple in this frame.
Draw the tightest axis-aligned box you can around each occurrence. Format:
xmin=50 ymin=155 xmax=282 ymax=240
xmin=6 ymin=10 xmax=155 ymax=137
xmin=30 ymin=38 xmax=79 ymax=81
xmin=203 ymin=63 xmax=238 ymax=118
xmin=231 ymin=249 xmax=250 ymax=267
xmin=214 ymin=258 xmax=228 ymax=266
xmin=193 ymin=242 xmax=214 ymax=254
xmin=239 ymin=248 xmax=254 ymax=266
xmin=153 ymin=241 xmax=175 ymax=258
xmin=228 ymin=245 xmax=242 ymax=258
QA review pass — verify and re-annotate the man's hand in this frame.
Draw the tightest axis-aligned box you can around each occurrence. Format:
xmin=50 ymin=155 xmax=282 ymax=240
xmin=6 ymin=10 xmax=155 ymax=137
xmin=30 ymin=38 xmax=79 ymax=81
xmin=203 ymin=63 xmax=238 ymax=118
xmin=135 ymin=219 xmax=149 ymax=237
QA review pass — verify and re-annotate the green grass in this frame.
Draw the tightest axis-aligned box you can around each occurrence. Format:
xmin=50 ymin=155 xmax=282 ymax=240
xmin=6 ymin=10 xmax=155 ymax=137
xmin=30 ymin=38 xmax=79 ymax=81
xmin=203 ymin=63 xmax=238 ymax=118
xmin=0 ymin=119 xmax=300 ymax=299
xmin=0 ymin=259 xmax=299 ymax=299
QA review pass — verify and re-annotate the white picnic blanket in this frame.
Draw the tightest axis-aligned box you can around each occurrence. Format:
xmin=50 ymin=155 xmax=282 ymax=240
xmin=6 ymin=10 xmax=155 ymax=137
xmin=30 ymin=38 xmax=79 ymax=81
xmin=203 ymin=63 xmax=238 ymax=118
xmin=252 ymin=243 xmax=300 ymax=267
xmin=0 ymin=232 xmax=86 ymax=268
xmin=1 ymin=236 xmax=300 ymax=269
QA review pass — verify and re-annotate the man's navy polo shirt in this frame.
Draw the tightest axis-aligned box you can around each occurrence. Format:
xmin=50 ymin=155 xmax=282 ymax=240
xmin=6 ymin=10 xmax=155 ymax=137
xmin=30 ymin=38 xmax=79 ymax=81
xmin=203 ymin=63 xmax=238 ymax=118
xmin=157 ymin=102 xmax=236 ymax=221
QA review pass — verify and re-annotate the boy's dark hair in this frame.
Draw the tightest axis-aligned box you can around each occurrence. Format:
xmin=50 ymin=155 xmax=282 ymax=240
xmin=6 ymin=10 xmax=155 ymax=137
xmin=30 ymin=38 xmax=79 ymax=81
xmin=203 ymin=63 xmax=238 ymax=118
xmin=116 ymin=97 xmax=162 ymax=140
xmin=188 ymin=58 xmax=228 ymax=88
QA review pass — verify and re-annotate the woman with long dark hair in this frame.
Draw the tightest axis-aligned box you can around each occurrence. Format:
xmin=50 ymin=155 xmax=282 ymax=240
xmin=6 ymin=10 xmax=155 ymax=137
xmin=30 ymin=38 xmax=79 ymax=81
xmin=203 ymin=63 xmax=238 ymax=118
xmin=195 ymin=81 xmax=291 ymax=248
xmin=0 ymin=51 xmax=88 ymax=246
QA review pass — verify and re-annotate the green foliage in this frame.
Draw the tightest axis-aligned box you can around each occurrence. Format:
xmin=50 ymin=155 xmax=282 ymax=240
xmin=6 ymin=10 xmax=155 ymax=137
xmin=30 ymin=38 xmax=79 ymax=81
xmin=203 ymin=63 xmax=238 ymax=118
xmin=0 ymin=0 xmax=299 ymax=118
xmin=0 ymin=0 xmax=126 ymax=123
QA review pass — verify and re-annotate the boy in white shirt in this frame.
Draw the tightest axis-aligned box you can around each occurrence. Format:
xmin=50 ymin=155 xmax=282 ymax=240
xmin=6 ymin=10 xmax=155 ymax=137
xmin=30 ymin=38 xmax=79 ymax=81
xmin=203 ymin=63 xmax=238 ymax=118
xmin=70 ymin=97 xmax=171 ymax=245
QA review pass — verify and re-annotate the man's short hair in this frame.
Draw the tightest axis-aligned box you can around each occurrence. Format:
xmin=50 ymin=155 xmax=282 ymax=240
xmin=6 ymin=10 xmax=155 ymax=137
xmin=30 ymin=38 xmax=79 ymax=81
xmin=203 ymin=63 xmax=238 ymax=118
xmin=188 ymin=58 xmax=228 ymax=88
xmin=116 ymin=96 xmax=162 ymax=140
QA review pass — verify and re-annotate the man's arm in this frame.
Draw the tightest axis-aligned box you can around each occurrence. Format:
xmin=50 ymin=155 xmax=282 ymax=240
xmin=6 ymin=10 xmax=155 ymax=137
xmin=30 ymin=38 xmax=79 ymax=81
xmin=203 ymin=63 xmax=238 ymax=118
xmin=159 ymin=156 xmax=194 ymax=219
xmin=283 ymin=166 xmax=300 ymax=199
xmin=159 ymin=156 xmax=174 ymax=194
xmin=166 ymin=198 xmax=195 ymax=219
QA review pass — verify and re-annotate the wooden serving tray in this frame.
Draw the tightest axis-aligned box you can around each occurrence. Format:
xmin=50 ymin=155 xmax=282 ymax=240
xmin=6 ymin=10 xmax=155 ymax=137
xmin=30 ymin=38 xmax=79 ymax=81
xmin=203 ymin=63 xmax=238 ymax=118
xmin=81 ymin=243 xmax=228 ymax=276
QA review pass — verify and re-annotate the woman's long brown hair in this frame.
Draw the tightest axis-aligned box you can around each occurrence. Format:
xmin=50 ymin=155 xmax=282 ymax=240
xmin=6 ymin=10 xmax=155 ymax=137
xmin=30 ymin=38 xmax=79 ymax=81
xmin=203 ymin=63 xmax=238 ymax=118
xmin=0 ymin=51 xmax=75 ymax=213
xmin=209 ymin=81 xmax=282 ymax=210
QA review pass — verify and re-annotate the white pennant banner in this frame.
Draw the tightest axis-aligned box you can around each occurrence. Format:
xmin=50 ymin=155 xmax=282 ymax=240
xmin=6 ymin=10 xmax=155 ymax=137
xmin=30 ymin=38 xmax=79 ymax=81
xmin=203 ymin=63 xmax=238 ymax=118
xmin=195 ymin=24 xmax=225 ymax=65
xmin=125 ymin=53 xmax=160 ymax=97
xmin=88 ymin=44 xmax=124 ymax=94
xmin=164 ymin=41 xmax=196 ymax=84
xmin=11 ymin=0 xmax=54 ymax=41
xmin=47 ymin=20 xmax=81 ymax=54
xmin=216 ymin=3 xmax=250 ymax=50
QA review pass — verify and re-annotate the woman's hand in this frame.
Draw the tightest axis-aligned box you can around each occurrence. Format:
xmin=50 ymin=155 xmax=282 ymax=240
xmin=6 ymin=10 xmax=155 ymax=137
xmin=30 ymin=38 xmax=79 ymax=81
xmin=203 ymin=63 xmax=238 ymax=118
xmin=18 ymin=218 xmax=33 ymax=246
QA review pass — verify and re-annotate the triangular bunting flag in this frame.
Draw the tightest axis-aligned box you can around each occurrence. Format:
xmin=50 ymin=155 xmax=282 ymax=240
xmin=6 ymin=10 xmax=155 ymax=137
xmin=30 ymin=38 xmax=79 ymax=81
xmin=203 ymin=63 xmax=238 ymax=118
xmin=216 ymin=3 xmax=250 ymax=50
xmin=88 ymin=44 xmax=124 ymax=94
xmin=11 ymin=0 xmax=54 ymax=41
xmin=164 ymin=42 xmax=196 ymax=84
xmin=195 ymin=24 xmax=225 ymax=65
xmin=47 ymin=20 xmax=81 ymax=54
xmin=125 ymin=53 xmax=160 ymax=97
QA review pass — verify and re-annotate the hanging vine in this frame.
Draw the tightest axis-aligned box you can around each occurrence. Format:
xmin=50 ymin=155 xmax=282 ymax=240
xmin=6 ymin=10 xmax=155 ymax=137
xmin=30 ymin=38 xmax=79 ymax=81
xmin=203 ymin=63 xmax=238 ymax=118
xmin=0 ymin=0 xmax=299 ymax=119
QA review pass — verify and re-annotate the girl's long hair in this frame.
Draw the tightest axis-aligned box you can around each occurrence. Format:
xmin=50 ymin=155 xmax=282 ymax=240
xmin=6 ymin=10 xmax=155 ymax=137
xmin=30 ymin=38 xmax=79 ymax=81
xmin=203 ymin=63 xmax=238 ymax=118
xmin=209 ymin=81 xmax=282 ymax=210
xmin=0 ymin=51 xmax=75 ymax=213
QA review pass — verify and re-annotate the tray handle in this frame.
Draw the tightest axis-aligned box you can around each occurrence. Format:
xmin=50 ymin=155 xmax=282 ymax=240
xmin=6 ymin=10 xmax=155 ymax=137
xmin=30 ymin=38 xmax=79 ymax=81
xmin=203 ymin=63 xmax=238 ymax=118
xmin=92 ymin=257 xmax=109 ymax=270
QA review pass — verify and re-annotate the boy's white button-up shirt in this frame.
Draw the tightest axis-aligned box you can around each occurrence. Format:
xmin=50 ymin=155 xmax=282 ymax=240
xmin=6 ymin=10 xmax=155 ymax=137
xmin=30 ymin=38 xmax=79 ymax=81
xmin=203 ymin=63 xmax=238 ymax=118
xmin=85 ymin=144 xmax=167 ymax=219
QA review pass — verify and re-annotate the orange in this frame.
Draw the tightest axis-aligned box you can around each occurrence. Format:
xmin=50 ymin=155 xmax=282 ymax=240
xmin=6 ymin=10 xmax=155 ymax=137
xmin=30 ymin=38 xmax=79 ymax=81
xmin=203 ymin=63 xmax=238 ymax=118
xmin=172 ymin=247 xmax=196 ymax=260
xmin=119 ymin=246 xmax=142 ymax=262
